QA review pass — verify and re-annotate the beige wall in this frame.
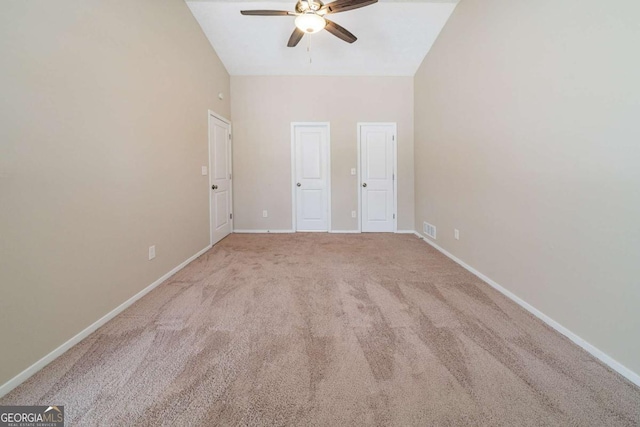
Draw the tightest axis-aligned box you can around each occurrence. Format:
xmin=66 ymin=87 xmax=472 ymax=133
xmin=414 ymin=0 xmax=640 ymax=374
xmin=0 ymin=0 xmax=229 ymax=386
xmin=231 ymin=76 xmax=414 ymax=231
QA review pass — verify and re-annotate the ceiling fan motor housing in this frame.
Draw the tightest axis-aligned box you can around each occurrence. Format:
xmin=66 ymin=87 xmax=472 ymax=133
xmin=296 ymin=0 xmax=324 ymax=13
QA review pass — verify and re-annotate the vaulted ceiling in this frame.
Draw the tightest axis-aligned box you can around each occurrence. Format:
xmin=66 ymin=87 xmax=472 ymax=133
xmin=186 ymin=0 xmax=458 ymax=76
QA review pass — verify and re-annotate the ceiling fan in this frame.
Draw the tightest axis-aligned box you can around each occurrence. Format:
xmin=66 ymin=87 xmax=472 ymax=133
xmin=240 ymin=0 xmax=377 ymax=47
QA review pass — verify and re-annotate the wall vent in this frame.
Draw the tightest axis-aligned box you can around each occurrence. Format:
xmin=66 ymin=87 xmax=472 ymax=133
xmin=423 ymin=221 xmax=437 ymax=239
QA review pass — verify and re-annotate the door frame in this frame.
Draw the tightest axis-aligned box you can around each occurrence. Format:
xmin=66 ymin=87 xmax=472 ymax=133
xmin=208 ymin=110 xmax=233 ymax=246
xmin=357 ymin=122 xmax=398 ymax=233
xmin=290 ymin=122 xmax=331 ymax=232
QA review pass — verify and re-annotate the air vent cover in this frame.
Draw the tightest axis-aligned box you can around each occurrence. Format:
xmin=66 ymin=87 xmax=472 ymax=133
xmin=423 ymin=221 xmax=437 ymax=239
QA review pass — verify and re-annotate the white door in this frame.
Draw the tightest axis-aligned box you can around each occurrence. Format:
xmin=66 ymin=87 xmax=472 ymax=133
xmin=292 ymin=123 xmax=330 ymax=232
xmin=209 ymin=113 xmax=232 ymax=245
xmin=359 ymin=123 xmax=396 ymax=232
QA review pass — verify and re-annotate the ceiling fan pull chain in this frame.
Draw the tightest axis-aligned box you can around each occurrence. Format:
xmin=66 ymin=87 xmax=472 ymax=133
xmin=308 ymin=34 xmax=312 ymax=64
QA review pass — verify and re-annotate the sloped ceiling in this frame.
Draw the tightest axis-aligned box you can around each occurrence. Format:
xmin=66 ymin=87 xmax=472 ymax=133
xmin=187 ymin=0 xmax=458 ymax=76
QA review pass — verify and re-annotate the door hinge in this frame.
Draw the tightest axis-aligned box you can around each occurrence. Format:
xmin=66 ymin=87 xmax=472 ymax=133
xmin=229 ymin=133 xmax=232 ymax=140
xmin=392 ymin=173 xmax=395 ymax=181
xmin=393 ymin=214 xmax=396 ymax=219
xmin=229 ymin=173 xmax=232 ymax=179
xmin=230 ymin=213 xmax=233 ymax=219
xmin=392 ymin=135 xmax=395 ymax=141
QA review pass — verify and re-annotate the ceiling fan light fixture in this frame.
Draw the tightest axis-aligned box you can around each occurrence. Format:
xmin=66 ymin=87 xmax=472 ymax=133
xmin=295 ymin=13 xmax=326 ymax=34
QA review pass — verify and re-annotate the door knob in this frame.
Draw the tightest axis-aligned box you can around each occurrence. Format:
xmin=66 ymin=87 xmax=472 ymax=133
xmin=296 ymin=183 xmax=301 ymax=187
xmin=362 ymin=183 xmax=367 ymax=187
xmin=211 ymin=184 xmax=218 ymax=190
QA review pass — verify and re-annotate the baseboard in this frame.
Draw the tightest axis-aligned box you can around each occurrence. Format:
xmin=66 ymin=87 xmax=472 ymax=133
xmin=233 ymin=230 xmax=413 ymax=235
xmin=233 ymin=229 xmax=295 ymax=234
xmin=0 ymin=244 xmax=212 ymax=399
xmin=413 ymin=231 xmax=640 ymax=388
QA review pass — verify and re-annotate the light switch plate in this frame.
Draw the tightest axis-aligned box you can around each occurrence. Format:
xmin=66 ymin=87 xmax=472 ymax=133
xmin=351 ymin=168 xmax=356 ymax=176
xmin=201 ymin=166 xmax=208 ymax=175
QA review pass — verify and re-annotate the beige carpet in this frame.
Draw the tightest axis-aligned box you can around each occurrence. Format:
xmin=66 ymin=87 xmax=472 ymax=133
xmin=2 ymin=233 xmax=639 ymax=425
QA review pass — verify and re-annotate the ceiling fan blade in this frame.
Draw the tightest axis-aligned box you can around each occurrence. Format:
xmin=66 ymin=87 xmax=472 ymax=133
xmin=240 ymin=10 xmax=293 ymax=16
xmin=324 ymin=19 xmax=357 ymax=43
xmin=321 ymin=0 xmax=377 ymax=14
xmin=287 ymin=28 xmax=305 ymax=47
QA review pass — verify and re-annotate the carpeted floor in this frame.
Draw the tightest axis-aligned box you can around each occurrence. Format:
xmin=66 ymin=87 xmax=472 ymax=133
xmin=2 ymin=233 xmax=639 ymax=426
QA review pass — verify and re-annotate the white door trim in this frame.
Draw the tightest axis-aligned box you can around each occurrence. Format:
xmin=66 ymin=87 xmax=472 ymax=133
xmin=291 ymin=122 xmax=331 ymax=232
xmin=357 ymin=122 xmax=397 ymax=233
xmin=208 ymin=110 xmax=233 ymax=246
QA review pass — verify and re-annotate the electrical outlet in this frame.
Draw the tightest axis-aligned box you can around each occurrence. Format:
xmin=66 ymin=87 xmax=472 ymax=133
xmin=351 ymin=210 xmax=356 ymax=218
xmin=262 ymin=210 xmax=268 ymax=218
xmin=454 ymin=229 xmax=460 ymax=240
xmin=148 ymin=245 xmax=156 ymax=260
